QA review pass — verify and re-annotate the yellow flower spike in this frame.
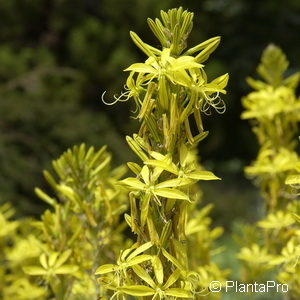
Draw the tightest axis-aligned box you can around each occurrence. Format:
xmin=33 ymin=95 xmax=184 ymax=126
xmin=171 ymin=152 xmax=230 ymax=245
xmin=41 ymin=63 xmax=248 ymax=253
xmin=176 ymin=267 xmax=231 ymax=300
xmin=96 ymin=8 xmax=228 ymax=297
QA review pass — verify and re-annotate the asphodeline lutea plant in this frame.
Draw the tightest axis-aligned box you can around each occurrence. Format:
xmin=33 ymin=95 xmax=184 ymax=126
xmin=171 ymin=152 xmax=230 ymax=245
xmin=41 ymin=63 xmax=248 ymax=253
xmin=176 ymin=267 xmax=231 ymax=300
xmin=20 ymin=144 xmax=128 ymax=300
xmin=241 ymin=44 xmax=300 ymax=211
xmin=237 ymin=45 xmax=300 ymax=298
xmin=96 ymin=7 xmax=229 ymax=300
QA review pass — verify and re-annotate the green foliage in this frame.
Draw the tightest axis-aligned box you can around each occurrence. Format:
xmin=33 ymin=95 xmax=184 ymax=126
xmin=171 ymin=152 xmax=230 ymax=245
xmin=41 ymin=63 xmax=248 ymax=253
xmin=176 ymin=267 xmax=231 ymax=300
xmin=96 ymin=8 xmax=229 ymax=299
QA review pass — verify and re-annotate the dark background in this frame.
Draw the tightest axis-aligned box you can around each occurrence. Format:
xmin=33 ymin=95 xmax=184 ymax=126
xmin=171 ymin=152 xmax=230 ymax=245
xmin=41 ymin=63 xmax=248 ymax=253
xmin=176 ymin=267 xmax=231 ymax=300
xmin=0 ymin=0 xmax=299 ymax=228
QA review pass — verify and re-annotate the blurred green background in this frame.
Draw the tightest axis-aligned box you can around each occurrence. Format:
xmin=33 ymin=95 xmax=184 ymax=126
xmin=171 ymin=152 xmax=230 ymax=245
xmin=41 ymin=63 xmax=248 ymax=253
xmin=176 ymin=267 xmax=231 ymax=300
xmin=0 ymin=0 xmax=299 ymax=229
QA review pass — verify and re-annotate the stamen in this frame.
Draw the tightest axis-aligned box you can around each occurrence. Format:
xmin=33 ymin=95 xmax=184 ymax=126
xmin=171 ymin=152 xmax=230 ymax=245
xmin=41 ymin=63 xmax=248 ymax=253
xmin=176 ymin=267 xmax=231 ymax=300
xmin=101 ymin=91 xmax=120 ymax=106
